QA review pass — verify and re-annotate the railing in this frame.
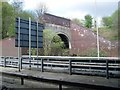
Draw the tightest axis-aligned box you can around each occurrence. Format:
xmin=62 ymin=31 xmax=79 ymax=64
xmin=0 ymin=56 xmax=18 ymax=68
xmin=0 ymin=56 xmax=120 ymax=79
xmin=1 ymin=71 xmax=120 ymax=90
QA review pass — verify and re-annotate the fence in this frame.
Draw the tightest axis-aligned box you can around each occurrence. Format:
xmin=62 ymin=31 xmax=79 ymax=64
xmin=1 ymin=71 xmax=120 ymax=90
xmin=0 ymin=56 xmax=120 ymax=79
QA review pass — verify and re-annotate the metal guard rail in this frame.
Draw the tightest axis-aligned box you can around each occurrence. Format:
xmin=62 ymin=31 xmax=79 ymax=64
xmin=0 ymin=56 xmax=120 ymax=79
xmin=1 ymin=71 xmax=120 ymax=90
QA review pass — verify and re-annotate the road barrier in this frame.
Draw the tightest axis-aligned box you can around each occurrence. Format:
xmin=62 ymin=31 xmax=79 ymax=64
xmin=1 ymin=71 xmax=120 ymax=90
xmin=0 ymin=56 xmax=120 ymax=79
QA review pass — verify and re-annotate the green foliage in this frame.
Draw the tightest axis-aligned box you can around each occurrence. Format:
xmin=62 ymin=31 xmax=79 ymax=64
xmin=102 ymin=16 xmax=112 ymax=28
xmin=31 ymin=30 xmax=65 ymax=56
xmin=51 ymin=35 xmax=65 ymax=56
xmin=93 ymin=28 xmax=97 ymax=33
xmin=100 ymin=9 xmax=119 ymax=41
xmin=0 ymin=2 xmax=2 ymax=39
xmin=2 ymin=2 xmax=15 ymax=38
xmin=84 ymin=14 xmax=92 ymax=28
xmin=111 ymin=9 xmax=118 ymax=30
xmin=43 ymin=29 xmax=65 ymax=56
xmin=98 ymin=27 xmax=118 ymax=41
xmin=17 ymin=11 xmax=35 ymax=21
xmin=31 ymin=48 xmax=36 ymax=55
xmin=102 ymin=9 xmax=118 ymax=30
xmin=85 ymin=48 xmax=107 ymax=57
xmin=2 ymin=2 xmax=35 ymax=39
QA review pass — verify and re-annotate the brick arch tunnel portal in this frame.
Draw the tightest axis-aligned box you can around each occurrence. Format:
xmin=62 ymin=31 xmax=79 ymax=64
xmin=57 ymin=34 xmax=69 ymax=49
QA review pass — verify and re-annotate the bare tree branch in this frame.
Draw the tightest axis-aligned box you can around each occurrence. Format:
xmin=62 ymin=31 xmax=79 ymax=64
xmin=35 ymin=2 xmax=48 ymax=23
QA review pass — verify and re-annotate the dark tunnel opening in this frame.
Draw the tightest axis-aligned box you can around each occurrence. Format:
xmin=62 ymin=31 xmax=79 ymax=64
xmin=58 ymin=34 xmax=69 ymax=49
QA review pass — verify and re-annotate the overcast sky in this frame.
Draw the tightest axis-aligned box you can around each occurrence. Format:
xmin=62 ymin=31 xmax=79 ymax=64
xmin=10 ymin=0 xmax=119 ymax=25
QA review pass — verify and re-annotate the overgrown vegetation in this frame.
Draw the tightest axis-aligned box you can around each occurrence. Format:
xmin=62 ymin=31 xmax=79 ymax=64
xmin=84 ymin=14 xmax=93 ymax=28
xmin=43 ymin=29 xmax=66 ymax=56
xmin=99 ymin=9 xmax=119 ymax=41
xmin=85 ymin=48 xmax=107 ymax=57
xmin=31 ymin=29 xmax=65 ymax=56
xmin=1 ymin=1 xmax=119 ymax=56
xmin=1 ymin=2 xmax=35 ymax=39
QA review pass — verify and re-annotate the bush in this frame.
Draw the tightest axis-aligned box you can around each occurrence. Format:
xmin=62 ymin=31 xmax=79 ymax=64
xmin=82 ymin=48 xmax=107 ymax=57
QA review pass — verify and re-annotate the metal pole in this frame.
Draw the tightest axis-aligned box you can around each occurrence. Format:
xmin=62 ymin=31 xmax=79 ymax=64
xmin=21 ymin=57 xmax=22 ymax=69
xmin=29 ymin=17 xmax=31 ymax=69
xmin=4 ymin=57 xmax=6 ymax=67
xmin=37 ymin=21 xmax=39 ymax=69
xmin=41 ymin=58 xmax=43 ymax=72
xmin=59 ymin=84 xmax=62 ymax=90
xmin=106 ymin=60 xmax=109 ymax=79
xmin=21 ymin=77 xmax=24 ymax=85
xmin=69 ymin=60 xmax=72 ymax=75
xmin=18 ymin=17 xmax=21 ymax=72
xmin=95 ymin=0 xmax=100 ymax=60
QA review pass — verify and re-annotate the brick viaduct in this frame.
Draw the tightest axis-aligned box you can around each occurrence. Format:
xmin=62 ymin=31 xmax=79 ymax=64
xmin=0 ymin=13 xmax=118 ymax=57
xmin=43 ymin=13 xmax=118 ymax=56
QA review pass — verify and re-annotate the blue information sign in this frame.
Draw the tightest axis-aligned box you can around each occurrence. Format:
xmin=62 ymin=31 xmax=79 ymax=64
xmin=15 ymin=18 xmax=44 ymax=48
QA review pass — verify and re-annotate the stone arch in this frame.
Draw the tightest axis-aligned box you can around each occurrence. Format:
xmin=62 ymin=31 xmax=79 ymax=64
xmin=45 ymin=24 xmax=71 ymax=49
xmin=57 ymin=32 xmax=71 ymax=49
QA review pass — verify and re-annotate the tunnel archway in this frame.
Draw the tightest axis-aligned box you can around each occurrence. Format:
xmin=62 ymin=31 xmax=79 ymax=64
xmin=57 ymin=34 xmax=69 ymax=49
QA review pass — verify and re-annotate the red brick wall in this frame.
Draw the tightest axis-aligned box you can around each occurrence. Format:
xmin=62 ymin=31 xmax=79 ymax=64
xmin=0 ymin=37 xmax=21 ymax=57
xmin=70 ymin=22 xmax=118 ymax=57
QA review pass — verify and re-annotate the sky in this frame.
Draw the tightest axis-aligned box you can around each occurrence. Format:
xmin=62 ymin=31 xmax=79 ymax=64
xmin=10 ymin=0 xmax=119 ymax=26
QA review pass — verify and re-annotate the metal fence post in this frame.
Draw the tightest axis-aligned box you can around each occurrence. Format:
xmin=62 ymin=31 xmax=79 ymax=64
xmin=21 ymin=77 xmax=24 ymax=85
xmin=41 ymin=58 xmax=44 ymax=72
xmin=21 ymin=57 xmax=22 ymax=69
xmin=59 ymin=84 xmax=62 ymax=90
xmin=47 ymin=58 xmax=49 ymax=67
xmin=37 ymin=57 xmax=39 ymax=69
xmin=4 ymin=57 xmax=6 ymax=67
xmin=69 ymin=59 xmax=72 ymax=75
xmin=29 ymin=57 xmax=31 ymax=70
xmin=106 ymin=60 xmax=109 ymax=79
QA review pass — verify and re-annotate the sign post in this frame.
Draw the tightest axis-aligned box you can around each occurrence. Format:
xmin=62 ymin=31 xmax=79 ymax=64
xmin=37 ymin=21 xmax=39 ymax=69
xmin=95 ymin=0 xmax=100 ymax=60
xmin=15 ymin=17 xmax=44 ymax=70
xmin=18 ymin=17 xmax=21 ymax=72
xmin=29 ymin=17 xmax=31 ymax=70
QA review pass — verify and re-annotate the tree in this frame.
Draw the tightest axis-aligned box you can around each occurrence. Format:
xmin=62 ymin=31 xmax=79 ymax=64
xmin=43 ymin=29 xmax=54 ymax=55
xmin=102 ymin=16 xmax=112 ymax=28
xmin=0 ymin=2 xmax=2 ymax=39
xmin=102 ymin=9 xmax=119 ymax=29
xmin=98 ymin=9 xmax=119 ymax=40
xmin=35 ymin=2 xmax=48 ymax=23
xmin=1 ymin=2 xmax=35 ymax=39
xmin=11 ymin=0 xmax=23 ymax=13
xmin=2 ymin=2 xmax=15 ymax=38
xmin=17 ymin=10 xmax=35 ymax=20
xmin=111 ymin=9 xmax=118 ymax=30
xmin=43 ymin=29 xmax=64 ymax=56
xmin=84 ymin=14 xmax=92 ymax=28
xmin=51 ymin=35 xmax=64 ymax=56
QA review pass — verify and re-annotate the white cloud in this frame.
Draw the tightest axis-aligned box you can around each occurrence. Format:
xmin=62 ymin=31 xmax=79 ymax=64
xmin=23 ymin=0 xmax=38 ymax=10
xmin=55 ymin=10 xmax=88 ymax=20
xmin=22 ymin=0 xmax=118 ymax=20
